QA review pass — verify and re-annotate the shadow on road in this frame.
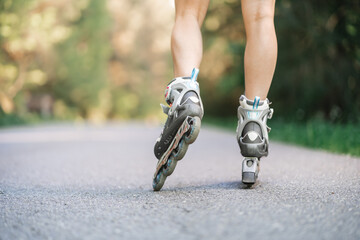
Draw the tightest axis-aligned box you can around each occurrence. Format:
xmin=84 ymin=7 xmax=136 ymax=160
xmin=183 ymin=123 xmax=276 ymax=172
xmin=156 ymin=180 xmax=261 ymax=192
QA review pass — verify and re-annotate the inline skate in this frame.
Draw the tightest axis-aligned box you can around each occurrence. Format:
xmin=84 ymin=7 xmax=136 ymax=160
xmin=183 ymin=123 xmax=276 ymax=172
xmin=236 ymin=95 xmax=273 ymax=185
xmin=152 ymin=68 xmax=203 ymax=191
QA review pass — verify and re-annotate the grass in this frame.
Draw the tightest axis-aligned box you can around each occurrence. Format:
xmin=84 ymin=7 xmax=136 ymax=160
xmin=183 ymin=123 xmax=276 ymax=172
xmin=0 ymin=112 xmax=43 ymax=127
xmin=203 ymin=117 xmax=360 ymax=157
xmin=0 ymin=113 xmax=28 ymax=126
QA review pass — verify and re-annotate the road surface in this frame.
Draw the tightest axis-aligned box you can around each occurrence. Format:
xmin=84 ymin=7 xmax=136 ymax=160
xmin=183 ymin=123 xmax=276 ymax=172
xmin=0 ymin=123 xmax=359 ymax=240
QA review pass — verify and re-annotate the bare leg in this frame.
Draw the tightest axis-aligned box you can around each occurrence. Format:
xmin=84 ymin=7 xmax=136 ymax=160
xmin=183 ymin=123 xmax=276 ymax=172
xmin=241 ymin=0 xmax=277 ymax=100
xmin=172 ymin=0 xmax=209 ymax=77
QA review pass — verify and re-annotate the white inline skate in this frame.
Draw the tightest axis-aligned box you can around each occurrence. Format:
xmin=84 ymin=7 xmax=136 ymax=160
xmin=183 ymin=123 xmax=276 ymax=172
xmin=153 ymin=68 xmax=204 ymax=191
xmin=236 ymin=95 xmax=273 ymax=185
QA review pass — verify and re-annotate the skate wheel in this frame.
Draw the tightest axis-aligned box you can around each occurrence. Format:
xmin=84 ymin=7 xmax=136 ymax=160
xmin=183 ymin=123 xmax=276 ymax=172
xmin=185 ymin=116 xmax=201 ymax=144
xmin=172 ymin=140 xmax=188 ymax=161
xmin=242 ymin=172 xmax=256 ymax=185
xmin=153 ymin=170 xmax=166 ymax=191
xmin=163 ymin=157 xmax=177 ymax=176
xmin=242 ymin=157 xmax=259 ymax=185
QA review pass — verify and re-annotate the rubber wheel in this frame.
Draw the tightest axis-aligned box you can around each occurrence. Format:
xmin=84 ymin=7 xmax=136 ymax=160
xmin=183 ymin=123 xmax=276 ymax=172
xmin=172 ymin=140 xmax=188 ymax=161
xmin=242 ymin=172 xmax=256 ymax=185
xmin=153 ymin=170 xmax=166 ymax=191
xmin=185 ymin=117 xmax=201 ymax=144
xmin=163 ymin=157 xmax=177 ymax=176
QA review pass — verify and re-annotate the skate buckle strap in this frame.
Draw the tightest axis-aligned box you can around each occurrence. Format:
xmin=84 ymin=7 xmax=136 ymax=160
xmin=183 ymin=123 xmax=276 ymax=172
xmin=191 ymin=68 xmax=199 ymax=82
xmin=252 ymin=96 xmax=261 ymax=110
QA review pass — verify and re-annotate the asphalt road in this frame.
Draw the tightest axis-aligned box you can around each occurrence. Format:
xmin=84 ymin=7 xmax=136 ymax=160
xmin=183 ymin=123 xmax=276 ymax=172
xmin=0 ymin=123 xmax=359 ymax=240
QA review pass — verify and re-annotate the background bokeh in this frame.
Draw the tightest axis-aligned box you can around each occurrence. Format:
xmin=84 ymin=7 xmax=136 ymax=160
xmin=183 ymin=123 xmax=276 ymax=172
xmin=0 ymin=0 xmax=359 ymax=126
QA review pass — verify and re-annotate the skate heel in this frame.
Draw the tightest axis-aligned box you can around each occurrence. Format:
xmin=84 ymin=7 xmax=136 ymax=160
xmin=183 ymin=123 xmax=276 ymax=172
xmin=242 ymin=157 xmax=259 ymax=185
xmin=236 ymin=95 xmax=273 ymax=185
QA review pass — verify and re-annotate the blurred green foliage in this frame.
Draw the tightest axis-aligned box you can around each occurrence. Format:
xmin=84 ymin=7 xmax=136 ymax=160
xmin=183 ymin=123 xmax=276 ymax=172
xmin=0 ymin=0 xmax=172 ymax=123
xmin=201 ymin=0 xmax=360 ymax=123
xmin=54 ymin=0 xmax=110 ymax=119
xmin=0 ymin=0 xmax=359 ymax=126
xmin=0 ymin=0 xmax=110 ymax=122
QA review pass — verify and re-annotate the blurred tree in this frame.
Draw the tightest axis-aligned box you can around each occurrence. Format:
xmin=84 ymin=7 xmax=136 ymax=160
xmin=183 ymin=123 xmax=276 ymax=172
xmin=1 ymin=0 xmax=358 ymax=125
xmin=0 ymin=0 xmax=44 ymax=115
xmin=201 ymin=0 xmax=360 ymax=123
xmin=1 ymin=0 xmax=175 ymax=124
xmin=0 ymin=0 xmax=99 ymax=120
xmin=201 ymin=0 xmax=245 ymax=117
xmin=106 ymin=0 xmax=174 ymax=120
xmin=54 ymin=0 xmax=111 ymax=121
xmin=272 ymin=0 xmax=360 ymax=123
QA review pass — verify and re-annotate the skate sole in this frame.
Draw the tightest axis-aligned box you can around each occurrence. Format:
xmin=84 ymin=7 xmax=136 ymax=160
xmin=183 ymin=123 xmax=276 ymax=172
xmin=153 ymin=116 xmax=201 ymax=191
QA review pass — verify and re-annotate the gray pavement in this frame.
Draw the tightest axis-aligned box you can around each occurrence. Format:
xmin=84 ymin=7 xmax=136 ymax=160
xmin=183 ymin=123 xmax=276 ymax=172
xmin=0 ymin=123 xmax=359 ymax=240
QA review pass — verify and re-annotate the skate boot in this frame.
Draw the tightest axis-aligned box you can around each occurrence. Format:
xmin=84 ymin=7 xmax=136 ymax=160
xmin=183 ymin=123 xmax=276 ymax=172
xmin=236 ymin=95 xmax=273 ymax=185
xmin=152 ymin=68 xmax=204 ymax=191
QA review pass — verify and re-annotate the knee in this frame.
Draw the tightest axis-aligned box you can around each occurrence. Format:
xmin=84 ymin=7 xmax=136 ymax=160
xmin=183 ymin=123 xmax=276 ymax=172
xmin=175 ymin=10 xmax=200 ymax=24
xmin=174 ymin=0 xmax=209 ymax=26
xmin=253 ymin=7 xmax=274 ymax=23
xmin=243 ymin=0 xmax=275 ymax=24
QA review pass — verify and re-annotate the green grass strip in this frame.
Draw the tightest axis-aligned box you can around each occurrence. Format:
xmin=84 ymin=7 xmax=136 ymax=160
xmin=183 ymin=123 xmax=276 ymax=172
xmin=203 ymin=117 xmax=360 ymax=157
